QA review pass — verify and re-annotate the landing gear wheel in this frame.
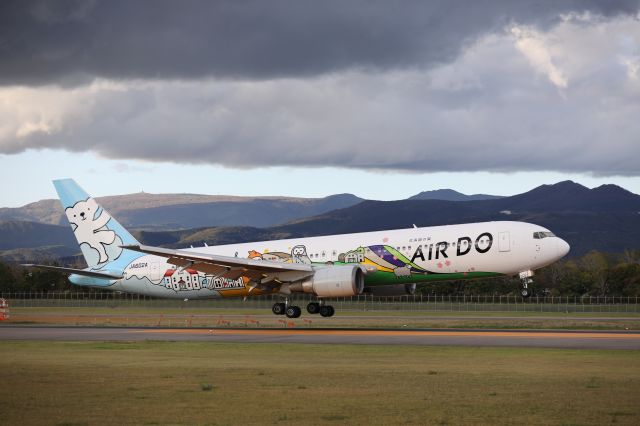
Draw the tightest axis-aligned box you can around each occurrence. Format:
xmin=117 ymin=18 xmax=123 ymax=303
xmin=319 ymin=305 xmax=335 ymax=317
xmin=285 ymin=306 xmax=302 ymax=318
xmin=518 ymin=271 xmax=534 ymax=299
xmin=306 ymin=302 xmax=321 ymax=314
xmin=272 ymin=302 xmax=286 ymax=315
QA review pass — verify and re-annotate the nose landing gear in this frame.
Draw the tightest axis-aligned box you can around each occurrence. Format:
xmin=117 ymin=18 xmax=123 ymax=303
xmin=519 ymin=270 xmax=534 ymax=298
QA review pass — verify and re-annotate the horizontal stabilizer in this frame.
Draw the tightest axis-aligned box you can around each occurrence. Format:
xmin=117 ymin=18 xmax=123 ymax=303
xmin=22 ymin=264 xmax=124 ymax=280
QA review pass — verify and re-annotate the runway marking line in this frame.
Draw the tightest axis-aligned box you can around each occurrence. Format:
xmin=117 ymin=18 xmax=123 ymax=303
xmin=131 ymin=329 xmax=640 ymax=339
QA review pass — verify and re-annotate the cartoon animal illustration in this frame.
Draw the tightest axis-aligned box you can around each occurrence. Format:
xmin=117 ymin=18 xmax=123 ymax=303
xmin=267 ymin=252 xmax=292 ymax=262
xmin=342 ymin=247 xmax=365 ymax=263
xmin=248 ymin=250 xmax=262 ymax=259
xmin=291 ymin=245 xmax=311 ymax=264
xmin=248 ymin=250 xmax=292 ymax=262
xmin=394 ymin=266 xmax=412 ymax=277
xmin=65 ymin=198 xmax=118 ymax=264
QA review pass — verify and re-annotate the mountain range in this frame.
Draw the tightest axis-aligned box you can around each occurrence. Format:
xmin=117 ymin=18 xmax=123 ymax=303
xmin=408 ymin=189 xmax=502 ymax=201
xmin=1 ymin=181 xmax=639 ymax=261
xmin=0 ymin=192 xmax=363 ymax=229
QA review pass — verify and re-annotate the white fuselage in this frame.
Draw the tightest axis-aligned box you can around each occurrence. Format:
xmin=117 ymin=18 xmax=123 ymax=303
xmin=79 ymin=221 xmax=569 ymax=299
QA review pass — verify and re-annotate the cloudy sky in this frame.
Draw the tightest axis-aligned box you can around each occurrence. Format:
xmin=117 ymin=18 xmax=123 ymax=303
xmin=1 ymin=0 xmax=639 ymax=206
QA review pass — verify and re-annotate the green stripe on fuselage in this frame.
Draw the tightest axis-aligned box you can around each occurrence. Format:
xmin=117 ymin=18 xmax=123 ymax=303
xmin=363 ymin=270 xmax=504 ymax=286
xmin=309 ymin=261 xmax=503 ymax=286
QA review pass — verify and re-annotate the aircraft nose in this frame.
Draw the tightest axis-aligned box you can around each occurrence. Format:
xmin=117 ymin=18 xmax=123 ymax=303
xmin=557 ymin=238 xmax=570 ymax=258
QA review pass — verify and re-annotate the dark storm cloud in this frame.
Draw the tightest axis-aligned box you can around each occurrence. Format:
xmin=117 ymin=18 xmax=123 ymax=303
xmin=1 ymin=0 xmax=638 ymax=85
xmin=1 ymin=1 xmax=639 ymax=178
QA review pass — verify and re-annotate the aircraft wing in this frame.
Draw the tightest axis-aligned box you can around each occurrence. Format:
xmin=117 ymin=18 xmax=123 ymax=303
xmin=22 ymin=264 xmax=124 ymax=279
xmin=121 ymin=244 xmax=314 ymax=282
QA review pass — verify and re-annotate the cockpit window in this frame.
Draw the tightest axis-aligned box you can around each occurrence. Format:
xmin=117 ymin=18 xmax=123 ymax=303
xmin=533 ymin=231 xmax=556 ymax=239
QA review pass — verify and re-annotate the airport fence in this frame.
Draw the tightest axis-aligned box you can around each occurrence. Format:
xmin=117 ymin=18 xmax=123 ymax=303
xmin=1 ymin=292 xmax=639 ymax=313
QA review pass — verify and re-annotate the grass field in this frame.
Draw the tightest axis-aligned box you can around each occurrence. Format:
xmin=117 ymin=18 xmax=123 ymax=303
xmin=0 ymin=341 xmax=639 ymax=425
xmin=6 ymin=306 xmax=640 ymax=330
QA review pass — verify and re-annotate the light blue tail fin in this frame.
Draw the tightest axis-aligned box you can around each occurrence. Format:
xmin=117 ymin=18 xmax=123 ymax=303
xmin=53 ymin=179 xmax=140 ymax=269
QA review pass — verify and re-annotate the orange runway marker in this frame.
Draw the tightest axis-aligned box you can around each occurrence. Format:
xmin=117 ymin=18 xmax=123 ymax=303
xmin=131 ymin=329 xmax=640 ymax=340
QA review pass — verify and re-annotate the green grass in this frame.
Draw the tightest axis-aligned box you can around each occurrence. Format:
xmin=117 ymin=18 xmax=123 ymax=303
xmin=0 ymin=341 xmax=638 ymax=425
xmin=11 ymin=306 xmax=640 ymax=317
xmin=7 ymin=306 xmax=640 ymax=330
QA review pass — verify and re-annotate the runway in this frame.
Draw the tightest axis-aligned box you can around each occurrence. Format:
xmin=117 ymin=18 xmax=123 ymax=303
xmin=14 ymin=312 xmax=640 ymax=321
xmin=2 ymin=325 xmax=640 ymax=349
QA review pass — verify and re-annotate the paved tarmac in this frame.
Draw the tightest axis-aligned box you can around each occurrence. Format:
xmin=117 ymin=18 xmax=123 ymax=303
xmin=2 ymin=325 xmax=640 ymax=349
xmin=11 ymin=313 xmax=640 ymax=321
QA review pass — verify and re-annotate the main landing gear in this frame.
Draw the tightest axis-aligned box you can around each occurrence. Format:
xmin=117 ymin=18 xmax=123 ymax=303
xmin=306 ymin=302 xmax=335 ymax=317
xmin=271 ymin=300 xmax=335 ymax=318
xmin=271 ymin=302 xmax=301 ymax=318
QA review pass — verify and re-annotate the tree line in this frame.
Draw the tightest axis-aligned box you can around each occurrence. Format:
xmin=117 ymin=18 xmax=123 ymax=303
xmin=0 ymin=250 xmax=639 ymax=297
xmin=417 ymin=250 xmax=640 ymax=297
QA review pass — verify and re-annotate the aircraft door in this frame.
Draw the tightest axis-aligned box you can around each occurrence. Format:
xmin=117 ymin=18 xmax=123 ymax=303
xmin=150 ymin=262 xmax=162 ymax=281
xmin=498 ymin=231 xmax=511 ymax=252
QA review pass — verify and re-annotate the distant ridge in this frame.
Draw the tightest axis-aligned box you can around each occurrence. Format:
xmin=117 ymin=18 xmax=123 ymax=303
xmin=0 ymin=221 xmax=77 ymax=250
xmin=267 ymin=181 xmax=640 ymax=256
xmin=0 ymin=192 xmax=364 ymax=229
xmin=409 ymin=189 xmax=502 ymax=201
xmin=489 ymin=181 xmax=640 ymax=212
xmin=2 ymin=181 xmax=640 ymax=261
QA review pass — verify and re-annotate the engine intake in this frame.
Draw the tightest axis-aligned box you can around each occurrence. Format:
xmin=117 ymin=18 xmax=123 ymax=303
xmin=294 ymin=265 xmax=365 ymax=297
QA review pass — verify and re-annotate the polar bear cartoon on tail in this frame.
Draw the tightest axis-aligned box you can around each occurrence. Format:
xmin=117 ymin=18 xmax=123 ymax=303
xmin=65 ymin=198 xmax=118 ymax=264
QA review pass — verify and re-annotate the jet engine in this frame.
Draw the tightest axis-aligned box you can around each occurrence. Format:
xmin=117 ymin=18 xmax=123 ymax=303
xmin=364 ymin=283 xmax=417 ymax=296
xmin=291 ymin=265 xmax=365 ymax=297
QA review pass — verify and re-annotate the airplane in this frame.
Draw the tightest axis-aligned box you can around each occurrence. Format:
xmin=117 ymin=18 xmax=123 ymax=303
xmin=24 ymin=179 xmax=570 ymax=318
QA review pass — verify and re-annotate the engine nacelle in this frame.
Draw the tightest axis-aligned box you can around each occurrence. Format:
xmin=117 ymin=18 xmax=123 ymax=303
xmin=364 ymin=283 xmax=417 ymax=296
xmin=294 ymin=265 xmax=365 ymax=297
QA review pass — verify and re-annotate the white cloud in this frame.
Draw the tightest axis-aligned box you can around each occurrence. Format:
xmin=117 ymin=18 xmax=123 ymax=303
xmin=510 ymin=25 xmax=568 ymax=89
xmin=15 ymin=121 xmax=52 ymax=138
xmin=621 ymin=56 xmax=640 ymax=80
